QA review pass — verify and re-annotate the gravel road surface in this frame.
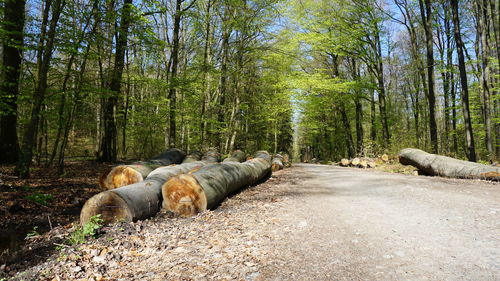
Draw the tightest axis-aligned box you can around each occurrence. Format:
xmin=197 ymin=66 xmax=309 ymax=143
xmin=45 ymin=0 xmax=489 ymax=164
xmin=261 ymin=164 xmax=499 ymax=280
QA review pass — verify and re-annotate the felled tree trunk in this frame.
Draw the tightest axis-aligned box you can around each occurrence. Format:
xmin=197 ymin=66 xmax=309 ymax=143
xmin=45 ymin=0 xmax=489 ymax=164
xmin=81 ymin=152 xmax=218 ymax=224
xmin=340 ymin=159 xmax=350 ymax=166
xmin=162 ymin=151 xmax=272 ymax=216
xmin=201 ymin=149 xmax=221 ymax=163
xmin=99 ymin=148 xmax=186 ymax=190
xmin=182 ymin=150 xmax=203 ymax=163
xmin=399 ymin=148 xmax=500 ymax=180
xmin=271 ymin=154 xmax=284 ymax=172
xmin=222 ymin=150 xmax=246 ymax=162
xmin=282 ymin=153 xmax=291 ymax=168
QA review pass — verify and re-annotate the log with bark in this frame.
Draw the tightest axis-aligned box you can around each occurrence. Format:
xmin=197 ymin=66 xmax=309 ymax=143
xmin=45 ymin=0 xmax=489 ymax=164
xmin=271 ymin=154 xmax=284 ymax=172
xmin=340 ymin=158 xmax=350 ymax=166
xmin=99 ymin=148 xmax=186 ymax=190
xmin=282 ymin=153 xmax=291 ymax=168
xmin=399 ymin=148 xmax=500 ymax=180
xmin=81 ymin=152 xmax=218 ymax=225
xmin=222 ymin=150 xmax=246 ymax=163
xmin=201 ymin=149 xmax=221 ymax=163
xmin=351 ymin=157 xmax=360 ymax=166
xmin=162 ymin=151 xmax=272 ymax=216
xmin=182 ymin=150 xmax=204 ymax=163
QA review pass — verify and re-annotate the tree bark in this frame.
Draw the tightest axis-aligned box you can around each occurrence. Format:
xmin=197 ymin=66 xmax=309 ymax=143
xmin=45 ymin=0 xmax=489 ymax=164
xmin=182 ymin=150 xmax=204 ymax=163
xmin=162 ymin=151 xmax=271 ymax=216
xmin=99 ymin=148 xmax=186 ymax=189
xmin=99 ymin=0 xmax=133 ymax=162
xmin=418 ymin=0 xmax=438 ymax=153
xmin=451 ymin=0 xmax=476 ymax=162
xmin=167 ymin=0 xmax=183 ymax=148
xmin=222 ymin=150 xmax=246 ymax=163
xmin=0 ymin=0 xmax=25 ymax=163
xmin=399 ymin=148 xmax=499 ymax=180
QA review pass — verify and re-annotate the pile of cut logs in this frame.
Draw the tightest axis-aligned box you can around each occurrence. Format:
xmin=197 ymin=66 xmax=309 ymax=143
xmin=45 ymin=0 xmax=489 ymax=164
xmin=81 ymin=149 xmax=290 ymax=225
xmin=339 ymin=154 xmax=389 ymax=168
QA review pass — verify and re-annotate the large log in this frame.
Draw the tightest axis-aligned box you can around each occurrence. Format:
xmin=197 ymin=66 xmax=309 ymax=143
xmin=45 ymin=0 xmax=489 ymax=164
xmin=271 ymin=154 xmax=284 ymax=172
xmin=162 ymin=151 xmax=272 ymax=216
xmin=182 ymin=150 xmax=203 ymax=163
xmin=81 ymin=152 xmax=217 ymax=225
xmin=282 ymin=153 xmax=291 ymax=168
xmin=222 ymin=150 xmax=246 ymax=163
xmin=99 ymin=148 xmax=186 ymax=190
xmin=201 ymin=149 xmax=221 ymax=163
xmin=399 ymin=148 xmax=500 ymax=180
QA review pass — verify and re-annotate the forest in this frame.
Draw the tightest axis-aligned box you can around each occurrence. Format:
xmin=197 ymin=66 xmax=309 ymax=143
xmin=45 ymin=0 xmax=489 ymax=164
xmin=0 ymin=0 xmax=498 ymax=178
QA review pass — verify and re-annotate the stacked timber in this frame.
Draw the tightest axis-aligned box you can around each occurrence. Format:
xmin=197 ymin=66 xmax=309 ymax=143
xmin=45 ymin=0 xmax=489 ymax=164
xmin=81 ymin=151 xmax=218 ymax=224
xmin=99 ymin=148 xmax=186 ymax=190
xmin=339 ymin=157 xmax=376 ymax=168
xmin=162 ymin=151 xmax=272 ymax=216
xmin=399 ymin=148 xmax=500 ymax=181
xmin=271 ymin=154 xmax=284 ymax=172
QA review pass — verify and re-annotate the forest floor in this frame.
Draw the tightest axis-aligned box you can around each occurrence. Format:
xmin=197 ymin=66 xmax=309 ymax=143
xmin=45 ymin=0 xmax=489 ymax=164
xmin=1 ymin=163 xmax=499 ymax=280
xmin=0 ymin=161 xmax=114 ymax=256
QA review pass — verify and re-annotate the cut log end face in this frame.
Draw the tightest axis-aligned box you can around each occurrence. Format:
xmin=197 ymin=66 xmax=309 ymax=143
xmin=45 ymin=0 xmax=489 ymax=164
xmin=340 ymin=159 xmax=350 ymax=166
xmin=162 ymin=174 xmax=207 ymax=216
xmin=271 ymin=163 xmax=282 ymax=172
xmin=104 ymin=166 xmax=143 ymax=190
xmin=80 ymin=192 xmax=133 ymax=225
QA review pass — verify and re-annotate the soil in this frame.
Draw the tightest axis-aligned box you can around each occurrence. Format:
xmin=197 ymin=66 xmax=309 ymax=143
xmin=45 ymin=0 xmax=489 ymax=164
xmin=1 ymin=163 xmax=499 ymax=280
xmin=0 ymin=161 xmax=114 ymax=256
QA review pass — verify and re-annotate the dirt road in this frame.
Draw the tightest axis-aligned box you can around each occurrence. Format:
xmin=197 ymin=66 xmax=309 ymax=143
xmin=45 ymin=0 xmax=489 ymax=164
xmin=4 ymin=164 xmax=500 ymax=280
xmin=262 ymin=164 xmax=500 ymax=280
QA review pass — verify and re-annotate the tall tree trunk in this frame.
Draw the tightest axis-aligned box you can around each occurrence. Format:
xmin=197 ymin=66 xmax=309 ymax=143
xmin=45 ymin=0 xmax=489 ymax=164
xmin=17 ymin=0 xmax=65 ymax=178
xmin=419 ymin=0 xmax=439 ymax=153
xmin=167 ymin=0 xmax=183 ymax=148
xmin=477 ymin=0 xmax=493 ymax=159
xmin=370 ymin=87 xmax=376 ymax=142
xmin=200 ymin=0 xmax=212 ymax=147
xmin=0 ymin=0 xmax=25 ymax=163
xmin=374 ymin=28 xmax=390 ymax=146
xmin=218 ymin=11 xmax=230 ymax=151
xmin=100 ymin=0 xmax=132 ymax=162
xmin=339 ymin=103 xmax=355 ymax=158
xmin=350 ymin=58 xmax=363 ymax=155
xmin=451 ymin=0 xmax=476 ymax=161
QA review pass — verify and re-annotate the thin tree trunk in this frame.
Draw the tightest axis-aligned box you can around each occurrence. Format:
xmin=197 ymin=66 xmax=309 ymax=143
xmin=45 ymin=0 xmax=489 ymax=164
xmin=451 ymin=0 xmax=476 ymax=161
xmin=167 ymin=0 xmax=183 ymax=148
xmin=100 ymin=0 xmax=132 ymax=162
xmin=17 ymin=0 xmax=65 ymax=178
xmin=419 ymin=0 xmax=438 ymax=153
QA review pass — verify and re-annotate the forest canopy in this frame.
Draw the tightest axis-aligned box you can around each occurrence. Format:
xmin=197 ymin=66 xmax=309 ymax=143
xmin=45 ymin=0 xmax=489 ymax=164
xmin=0 ymin=0 xmax=498 ymax=177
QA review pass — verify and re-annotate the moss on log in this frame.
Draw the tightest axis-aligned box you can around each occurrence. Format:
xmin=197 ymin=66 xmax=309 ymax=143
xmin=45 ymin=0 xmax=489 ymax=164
xmin=162 ymin=151 xmax=272 ymax=216
xmin=399 ymin=148 xmax=500 ymax=180
xmin=222 ymin=150 xmax=246 ymax=163
xmin=99 ymin=148 xmax=186 ymax=190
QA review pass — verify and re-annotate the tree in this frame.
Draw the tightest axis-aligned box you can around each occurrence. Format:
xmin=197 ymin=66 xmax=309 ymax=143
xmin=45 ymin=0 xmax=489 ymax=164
xmin=0 ymin=0 xmax=25 ymax=163
xmin=418 ymin=0 xmax=438 ymax=153
xmin=451 ymin=0 xmax=476 ymax=162
xmin=17 ymin=0 xmax=66 ymax=178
